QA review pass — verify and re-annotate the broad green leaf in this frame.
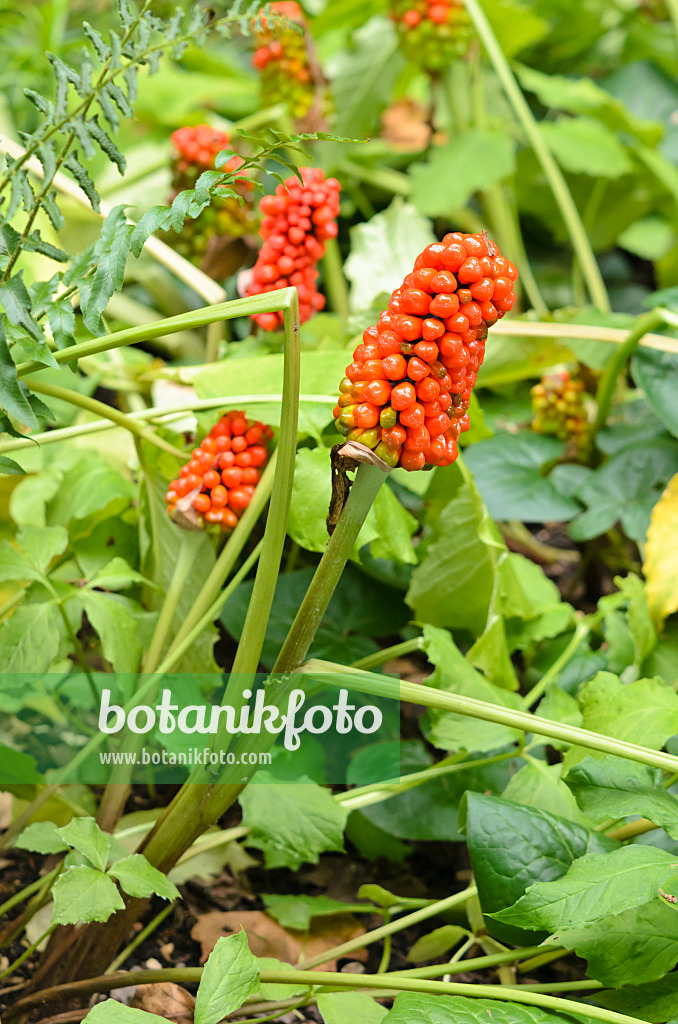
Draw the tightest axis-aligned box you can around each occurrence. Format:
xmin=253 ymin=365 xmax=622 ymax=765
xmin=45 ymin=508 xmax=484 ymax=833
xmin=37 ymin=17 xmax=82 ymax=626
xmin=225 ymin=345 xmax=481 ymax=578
xmin=497 ymin=552 xmax=563 ymax=620
xmin=85 ymin=557 xmax=149 ymax=592
xmin=566 ymin=756 xmax=678 ymax=836
xmin=57 ymin=816 xmax=110 ymax=871
xmin=329 ymin=17 xmax=405 ymax=138
xmin=51 ymin=865 xmax=125 ymax=925
xmin=534 ymin=684 xmax=582 ymax=751
xmin=573 ymin=671 xmax=678 ymax=758
xmin=597 ymin=969 xmax=678 ymax=1019
xmin=407 ymin=925 xmax=468 ymax=963
xmin=410 ymin=131 xmax=515 ymax=216
xmin=108 ymin=853 xmax=180 ymax=900
xmin=503 ymin=759 xmax=589 ymax=826
xmin=0 ymin=540 xmax=45 ymax=584
xmin=490 ymin=845 xmax=678 ymax=932
xmin=84 ymin=1000 xmax=169 ymax=1023
xmin=0 ymin=746 xmax=44 ymax=791
xmin=194 ymin=931 xmax=260 ymax=1024
xmin=619 ymin=216 xmax=675 ymax=260
xmin=287 ymin=448 xmax=416 ymax=564
xmin=422 ymin=625 xmax=523 ymax=753
xmin=382 ymin=992 xmax=594 ymax=1024
xmin=644 ymin=472 xmax=678 ymax=627
xmin=318 ymin=992 xmax=387 ymax=1024
xmin=345 ymin=199 xmax=434 ymax=313
xmin=262 ymin=893 xmax=367 ymax=932
xmin=16 ymin=524 xmax=69 ymax=572
xmin=406 ymin=482 xmax=497 ymax=635
xmin=459 ymin=792 xmax=617 ymax=944
xmin=550 ymin=900 xmax=678 ymax=987
xmin=632 ymin=349 xmax=678 ymax=440
xmin=464 ymin=433 xmax=581 ymax=523
xmin=540 ymin=117 xmax=633 ymax=178
xmin=482 ymin=0 xmax=548 ymax=57
xmin=48 ymin=456 xmax=135 ymax=534
xmin=0 ymin=602 xmax=63 ymax=672
xmin=240 ymin=772 xmax=347 ymax=870
xmin=467 ymin=615 xmax=519 ymax=691
xmin=15 ymin=821 xmax=69 ymax=855
xmin=569 ymin=440 xmax=678 ymax=542
xmin=81 ymin=591 xmax=142 ymax=673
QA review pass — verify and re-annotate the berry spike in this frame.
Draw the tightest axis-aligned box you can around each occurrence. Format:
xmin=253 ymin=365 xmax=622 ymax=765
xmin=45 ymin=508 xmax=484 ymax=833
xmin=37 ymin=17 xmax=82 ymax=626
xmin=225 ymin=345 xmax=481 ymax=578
xmin=246 ymin=167 xmax=341 ymax=331
xmin=531 ymin=369 xmax=592 ymax=459
xmin=334 ymin=231 xmax=518 ymax=471
xmin=252 ymin=2 xmax=329 ymax=127
xmin=165 ymin=411 xmax=274 ymax=533
xmin=390 ymin=0 xmax=473 ymax=72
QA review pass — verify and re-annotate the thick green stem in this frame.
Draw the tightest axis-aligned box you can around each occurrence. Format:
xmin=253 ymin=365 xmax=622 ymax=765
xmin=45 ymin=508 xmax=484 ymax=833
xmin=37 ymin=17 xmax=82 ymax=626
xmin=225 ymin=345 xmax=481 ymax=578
xmin=322 ymin=237 xmax=350 ymax=319
xmin=24 ymin=378 xmax=186 ymax=459
xmin=463 ymin=0 xmax=610 ymax=312
xmin=305 ymin=661 xmax=678 ymax=774
xmin=143 ymin=534 xmax=196 ymax=674
xmin=593 ymin=309 xmax=665 ymax=434
xmin=273 ymin=460 xmax=389 ymax=674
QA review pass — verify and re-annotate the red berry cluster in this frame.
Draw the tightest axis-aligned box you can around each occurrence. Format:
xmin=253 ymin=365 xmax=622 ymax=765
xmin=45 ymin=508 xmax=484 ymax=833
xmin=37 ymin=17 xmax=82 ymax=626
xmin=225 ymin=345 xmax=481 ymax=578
xmin=170 ymin=125 xmax=248 ymax=179
xmin=165 ymin=412 xmax=273 ymax=532
xmin=246 ymin=167 xmax=341 ymax=331
xmin=334 ymin=233 xmax=518 ymax=471
xmin=252 ymin=2 xmax=317 ymax=122
xmin=390 ymin=0 xmax=473 ymax=71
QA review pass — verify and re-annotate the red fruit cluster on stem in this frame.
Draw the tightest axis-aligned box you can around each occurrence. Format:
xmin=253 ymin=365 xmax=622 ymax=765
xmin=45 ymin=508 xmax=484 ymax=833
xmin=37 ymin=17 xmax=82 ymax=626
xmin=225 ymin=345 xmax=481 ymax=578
xmin=166 ymin=412 xmax=273 ymax=532
xmin=334 ymin=232 xmax=518 ymax=471
xmin=246 ymin=167 xmax=341 ymax=330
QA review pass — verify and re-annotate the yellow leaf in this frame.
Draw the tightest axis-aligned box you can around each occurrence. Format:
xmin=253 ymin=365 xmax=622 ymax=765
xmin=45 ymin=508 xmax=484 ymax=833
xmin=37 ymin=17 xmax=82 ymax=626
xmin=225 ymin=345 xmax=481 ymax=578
xmin=643 ymin=472 xmax=678 ymax=628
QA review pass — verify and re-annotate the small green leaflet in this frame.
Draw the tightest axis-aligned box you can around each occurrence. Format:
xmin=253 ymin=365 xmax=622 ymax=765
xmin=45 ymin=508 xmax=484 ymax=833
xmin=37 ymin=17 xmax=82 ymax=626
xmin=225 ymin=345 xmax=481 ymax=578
xmin=56 ymin=816 xmax=110 ymax=870
xmin=317 ymin=992 xmax=387 ymax=1024
xmin=84 ymin=1002 xmax=169 ymax=1023
xmin=194 ymin=931 xmax=260 ymax=1024
xmin=566 ymin=755 xmax=678 ymax=837
xmin=15 ymin=821 xmax=70 ymax=855
xmin=108 ymin=854 xmax=180 ymax=901
xmin=51 ymin=866 xmax=125 ymax=925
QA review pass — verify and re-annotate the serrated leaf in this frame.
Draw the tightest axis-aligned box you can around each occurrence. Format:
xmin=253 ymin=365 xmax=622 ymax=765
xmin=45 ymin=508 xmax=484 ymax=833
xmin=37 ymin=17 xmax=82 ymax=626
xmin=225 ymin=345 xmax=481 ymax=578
xmin=490 ymin=845 xmax=678 ymax=932
xmin=240 ymin=772 xmax=347 ymax=870
xmin=382 ymin=993 xmax=595 ymax=1024
xmin=0 ymin=272 xmax=56 ymax=359
xmin=17 ymin=523 xmax=68 ymax=571
xmin=330 ymin=16 xmax=405 ymax=137
xmin=0 ymin=602 xmax=63 ymax=672
xmin=46 ymin=297 xmax=76 ymax=351
xmin=25 ymin=231 xmax=69 ymax=262
xmin=82 ymin=206 xmax=133 ymax=332
xmin=644 ymin=472 xmax=678 ymax=627
xmin=573 ymin=671 xmax=678 ymax=757
xmin=80 ymin=591 xmax=142 ymax=672
xmin=194 ymin=931 xmax=260 ymax=1024
xmin=0 ymin=323 xmax=37 ymax=427
xmin=597 ymin=969 xmax=678 ymax=1019
xmin=108 ymin=854 xmax=180 ymax=900
xmin=51 ymin=865 xmax=125 ymax=925
xmin=64 ymin=153 xmax=100 ymax=212
xmin=131 ymin=206 xmax=172 ymax=257
xmin=57 ymin=816 xmax=110 ymax=870
xmin=97 ymin=85 xmax=120 ymax=131
xmin=566 ymin=755 xmax=678 ymax=837
xmin=86 ymin=117 xmax=126 ymax=174
xmin=170 ymin=190 xmax=196 ymax=232
xmin=15 ymin=821 xmax=70 ymax=855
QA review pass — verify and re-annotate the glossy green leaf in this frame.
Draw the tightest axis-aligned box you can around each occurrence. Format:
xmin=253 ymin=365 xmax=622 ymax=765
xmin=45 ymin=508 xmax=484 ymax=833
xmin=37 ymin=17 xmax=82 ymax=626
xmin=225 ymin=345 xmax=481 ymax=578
xmin=596 ymin=968 xmax=678 ymax=1019
xmin=632 ymin=348 xmax=678 ymax=440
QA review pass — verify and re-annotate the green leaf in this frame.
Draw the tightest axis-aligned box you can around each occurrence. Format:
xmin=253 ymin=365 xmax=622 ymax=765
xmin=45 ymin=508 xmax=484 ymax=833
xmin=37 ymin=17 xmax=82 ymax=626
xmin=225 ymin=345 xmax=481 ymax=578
xmin=64 ymin=153 xmax=100 ymax=212
xmin=566 ymin=755 xmax=678 ymax=836
xmin=51 ymin=865 xmax=125 ymax=925
xmin=0 ymin=540 xmax=45 ymax=584
xmin=503 ymin=759 xmax=589 ymax=826
xmin=45 ymin=297 xmax=76 ymax=352
xmin=17 ymin=524 xmax=69 ymax=572
xmin=84 ymin=1000 xmax=169 ymax=1023
xmin=82 ymin=206 xmax=133 ymax=333
xmin=131 ymin=205 xmax=172 ymax=257
xmin=262 ymin=893 xmax=367 ymax=931
xmin=80 ymin=591 xmax=142 ymax=673
xmin=422 ymin=625 xmax=523 ymax=753
xmin=614 ymin=573 xmax=656 ymax=670
xmin=344 ymin=199 xmax=435 ymax=313
xmin=569 ymin=441 xmax=678 ymax=542
xmin=572 ymin=671 xmax=678 ymax=761
xmin=318 ymin=992 xmax=387 ymax=1024
xmin=0 ymin=273 xmax=57 ymax=366
xmin=0 ymin=602 xmax=64 ymax=672
xmin=539 ymin=117 xmax=633 ymax=178
xmin=619 ymin=216 xmax=675 ymax=260
xmin=0 ymin=455 xmax=25 ymax=475
xmin=411 ymin=131 xmax=515 ymax=216
xmin=48 ymin=455 xmax=135 ymax=534
xmin=0 ymin=321 xmax=39 ymax=429
xmin=382 ymin=993 xmax=594 ymax=1024
xmin=490 ymin=845 xmax=678 ymax=932
xmin=407 ymin=925 xmax=468 ymax=963
xmin=194 ymin=931 xmax=260 ymax=1024
xmin=464 ymin=433 xmax=581 ymax=523
xmin=406 ymin=480 xmax=497 ymax=635
xmin=467 ymin=615 xmax=519 ymax=691
xmin=108 ymin=853 xmax=180 ymax=900
xmin=240 ymin=772 xmax=347 ymax=870
xmin=15 ymin=821 xmax=70 ymax=855
xmin=632 ymin=349 xmax=678 ymax=440
xmin=56 ymin=816 xmax=110 ymax=870
xmin=596 ymin=969 xmax=678 ymax=1019
xmin=330 ymin=16 xmax=405 ymax=138
xmin=551 ymin=899 xmax=678 ymax=987
xmin=482 ymin=0 xmax=548 ymax=57
xmin=85 ymin=557 xmax=149 ymax=592
xmin=459 ymin=791 xmax=617 ymax=944
xmin=257 ymin=958 xmax=311 ymax=1001
xmin=0 ymin=746 xmax=44 ymax=791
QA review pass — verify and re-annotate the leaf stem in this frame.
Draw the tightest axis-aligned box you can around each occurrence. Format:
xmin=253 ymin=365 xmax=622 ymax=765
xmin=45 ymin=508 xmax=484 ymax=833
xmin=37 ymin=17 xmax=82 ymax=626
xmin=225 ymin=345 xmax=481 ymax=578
xmin=24 ymin=378 xmax=186 ymax=459
xmin=350 ymin=635 xmax=423 ymax=671
xmin=523 ymin=619 xmax=593 ymax=709
xmin=593 ymin=309 xmax=665 ymax=434
xmin=105 ymin=900 xmax=177 ymax=975
xmin=322 ymin=237 xmax=350 ymax=319
xmin=462 ymin=0 xmax=610 ymax=312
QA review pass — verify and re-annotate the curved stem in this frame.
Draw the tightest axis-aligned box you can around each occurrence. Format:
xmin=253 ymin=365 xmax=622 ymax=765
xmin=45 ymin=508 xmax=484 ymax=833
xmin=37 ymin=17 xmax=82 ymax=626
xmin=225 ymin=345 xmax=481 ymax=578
xmin=143 ymin=534 xmax=196 ymax=674
xmin=523 ymin=619 xmax=593 ymax=709
xmin=463 ymin=0 xmax=610 ymax=312
xmin=593 ymin=309 xmax=665 ymax=434
xmin=24 ymin=378 xmax=185 ymax=459
xmin=350 ymin=635 xmax=424 ymax=671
